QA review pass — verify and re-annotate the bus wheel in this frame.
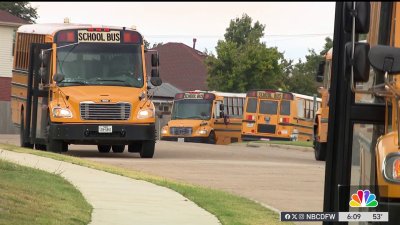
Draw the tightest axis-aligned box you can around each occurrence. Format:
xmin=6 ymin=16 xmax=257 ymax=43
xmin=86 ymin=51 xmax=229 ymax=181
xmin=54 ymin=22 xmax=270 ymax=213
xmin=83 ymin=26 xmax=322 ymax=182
xmin=20 ymin=112 xmax=33 ymax=148
xmin=62 ymin=143 xmax=68 ymax=152
xmin=98 ymin=145 xmax=111 ymax=153
xmin=128 ymin=142 xmax=142 ymax=153
xmin=35 ymin=144 xmax=46 ymax=151
xmin=112 ymin=145 xmax=125 ymax=153
xmin=140 ymin=140 xmax=155 ymax=158
xmin=46 ymin=138 xmax=63 ymax=153
xmin=314 ymin=141 xmax=327 ymax=161
xmin=207 ymin=131 xmax=216 ymax=144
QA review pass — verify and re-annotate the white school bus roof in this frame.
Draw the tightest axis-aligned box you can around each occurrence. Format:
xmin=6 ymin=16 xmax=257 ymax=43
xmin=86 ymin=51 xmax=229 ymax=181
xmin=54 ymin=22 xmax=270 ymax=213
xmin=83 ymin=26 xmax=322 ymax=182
xmin=191 ymin=90 xmax=246 ymax=98
xmin=17 ymin=23 xmax=136 ymax=35
xmin=293 ymin=93 xmax=321 ymax=102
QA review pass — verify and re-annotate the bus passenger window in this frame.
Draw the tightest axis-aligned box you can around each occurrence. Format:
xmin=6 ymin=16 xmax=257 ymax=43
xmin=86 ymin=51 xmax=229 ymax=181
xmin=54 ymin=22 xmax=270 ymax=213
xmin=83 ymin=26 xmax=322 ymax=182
xmin=260 ymin=100 xmax=278 ymax=115
xmin=246 ymin=98 xmax=257 ymax=113
xmin=280 ymin=101 xmax=290 ymax=116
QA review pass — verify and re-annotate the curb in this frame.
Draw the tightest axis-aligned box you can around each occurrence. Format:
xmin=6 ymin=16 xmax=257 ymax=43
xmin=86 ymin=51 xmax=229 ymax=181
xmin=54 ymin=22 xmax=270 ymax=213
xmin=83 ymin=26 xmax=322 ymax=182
xmin=243 ymin=142 xmax=314 ymax=152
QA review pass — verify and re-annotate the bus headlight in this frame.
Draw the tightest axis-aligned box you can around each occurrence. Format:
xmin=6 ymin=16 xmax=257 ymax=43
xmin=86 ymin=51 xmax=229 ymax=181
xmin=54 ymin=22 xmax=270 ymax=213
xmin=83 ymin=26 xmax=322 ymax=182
xmin=197 ymin=130 xmax=207 ymax=135
xmin=161 ymin=127 xmax=168 ymax=135
xmin=137 ymin=109 xmax=154 ymax=119
xmin=383 ymin=154 xmax=400 ymax=183
xmin=52 ymin=107 xmax=72 ymax=118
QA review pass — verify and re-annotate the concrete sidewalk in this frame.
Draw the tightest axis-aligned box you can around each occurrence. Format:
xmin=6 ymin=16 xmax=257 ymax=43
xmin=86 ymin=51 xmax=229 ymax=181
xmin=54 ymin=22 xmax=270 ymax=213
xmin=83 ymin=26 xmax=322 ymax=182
xmin=0 ymin=149 xmax=221 ymax=225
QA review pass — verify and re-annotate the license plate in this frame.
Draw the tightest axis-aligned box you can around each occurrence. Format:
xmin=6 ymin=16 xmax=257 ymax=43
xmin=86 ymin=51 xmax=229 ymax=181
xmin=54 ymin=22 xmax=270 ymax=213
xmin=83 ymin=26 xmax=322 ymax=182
xmin=178 ymin=138 xmax=184 ymax=142
xmin=247 ymin=123 xmax=254 ymax=128
xmin=98 ymin=125 xmax=112 ymax=133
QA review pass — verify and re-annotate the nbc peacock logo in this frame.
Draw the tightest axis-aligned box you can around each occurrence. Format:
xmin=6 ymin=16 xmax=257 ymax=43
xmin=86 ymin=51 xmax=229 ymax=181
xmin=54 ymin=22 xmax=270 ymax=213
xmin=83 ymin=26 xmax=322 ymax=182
xmin=349 ymin=190 xmax=378 ymax=207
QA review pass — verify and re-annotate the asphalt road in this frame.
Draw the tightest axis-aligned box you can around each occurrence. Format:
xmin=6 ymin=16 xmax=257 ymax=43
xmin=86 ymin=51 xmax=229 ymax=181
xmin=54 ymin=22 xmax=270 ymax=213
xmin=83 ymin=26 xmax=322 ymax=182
xmin=0 ymin=134 xmax=325 ymax=216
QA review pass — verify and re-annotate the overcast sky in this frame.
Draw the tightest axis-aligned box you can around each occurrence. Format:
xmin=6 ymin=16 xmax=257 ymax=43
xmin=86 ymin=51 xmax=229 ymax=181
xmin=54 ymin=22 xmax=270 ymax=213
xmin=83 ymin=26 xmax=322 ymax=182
xmin=30 ymin=2 xmax=336 ymax=61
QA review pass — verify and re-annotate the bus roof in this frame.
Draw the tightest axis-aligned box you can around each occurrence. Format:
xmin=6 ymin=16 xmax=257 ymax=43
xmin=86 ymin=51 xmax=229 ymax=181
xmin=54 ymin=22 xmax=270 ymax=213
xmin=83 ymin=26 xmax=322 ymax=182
xmin=293 ymin=93 xmax=322 ymax=101
xmin=191 ymin=90 xmax=246 ymax=98
xmin=17 ymin=23 xmax=137 ymax=35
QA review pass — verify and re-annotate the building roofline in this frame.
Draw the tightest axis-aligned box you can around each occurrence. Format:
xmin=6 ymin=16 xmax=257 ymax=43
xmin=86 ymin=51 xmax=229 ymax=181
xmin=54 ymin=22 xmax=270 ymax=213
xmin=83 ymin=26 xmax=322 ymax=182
xmin=0 ymin=21 xmax=27 ymax=27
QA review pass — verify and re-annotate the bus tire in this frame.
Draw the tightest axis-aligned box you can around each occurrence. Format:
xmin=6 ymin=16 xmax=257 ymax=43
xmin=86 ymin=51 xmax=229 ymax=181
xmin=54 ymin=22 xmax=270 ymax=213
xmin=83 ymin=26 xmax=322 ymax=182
xmin=20 ymin=111 xmax=33 ymax=148
xmin=46 ymin=138 xmax=63 ymax=153
xmin=314 ymin=141 xmax=327 ymax=161
xmin=35 ymin=144 xmax=46 ymax=151
xmin=62 ymin=143 xmax=68 ymax=152
xmin=128 ymin=142 xmax=142 ymax=153
xmin=140 ymin=140 xmax=155 ymax=158
xmin=98 ymin=145 xmax=111 ymax=153
xmin=207 ymin=131 xmax=216 ymax=144
xmin=112 ymin=145 xmax=125 ymax=153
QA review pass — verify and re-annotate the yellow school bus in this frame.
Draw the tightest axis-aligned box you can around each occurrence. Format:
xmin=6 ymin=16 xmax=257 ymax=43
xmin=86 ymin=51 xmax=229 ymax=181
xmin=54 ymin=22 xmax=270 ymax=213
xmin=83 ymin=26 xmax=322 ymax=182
xmin=313 ymin=48 xmax=332 ymax=161
xmin=322 ymin=2 xmax=400 ymax=223
xmin=241 ymin=90 xmax=321 ymax=141
xmin=11 ymin=23 xmax=162 ymax=158
xmin=160 ymin=91 xmax=246 ymax=144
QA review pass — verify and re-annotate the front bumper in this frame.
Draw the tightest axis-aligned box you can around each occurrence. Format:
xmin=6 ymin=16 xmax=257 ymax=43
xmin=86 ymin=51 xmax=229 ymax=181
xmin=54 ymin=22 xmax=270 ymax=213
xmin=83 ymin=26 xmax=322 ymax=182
xmin=161 ymin=136 xmax=208 ymax=143
xmin=49 ymin=123 xmax=155 ymax=145
xmin=241 ymin=134 xmax=291 ymax=141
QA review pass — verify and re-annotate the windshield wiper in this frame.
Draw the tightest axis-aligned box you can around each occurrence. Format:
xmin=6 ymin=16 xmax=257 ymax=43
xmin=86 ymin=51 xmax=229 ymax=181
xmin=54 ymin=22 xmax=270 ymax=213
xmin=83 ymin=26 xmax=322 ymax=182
xmin=59 ymin=80 xmax=87 ymax=86
xmin=93 ymin=79 xmax=133 ymax=86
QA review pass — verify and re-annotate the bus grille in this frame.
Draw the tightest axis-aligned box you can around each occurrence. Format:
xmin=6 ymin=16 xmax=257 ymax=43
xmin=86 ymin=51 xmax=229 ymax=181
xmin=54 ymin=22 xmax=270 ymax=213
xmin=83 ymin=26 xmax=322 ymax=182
xmin=170 ymin=127 xmax=192 ymax=136
xmin=80 ymin=103 xmax=131 ymax=120
xmin=258 ymin=124 xmax=276 ymax=134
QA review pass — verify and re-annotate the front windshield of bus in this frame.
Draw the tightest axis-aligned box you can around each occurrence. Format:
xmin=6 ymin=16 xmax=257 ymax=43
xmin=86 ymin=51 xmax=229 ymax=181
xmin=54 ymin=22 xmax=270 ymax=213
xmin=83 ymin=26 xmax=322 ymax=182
xmin=171 ymin=99 xmax=212 ymax=120
xmin=56 ymin=43 xmax=143 ymax=87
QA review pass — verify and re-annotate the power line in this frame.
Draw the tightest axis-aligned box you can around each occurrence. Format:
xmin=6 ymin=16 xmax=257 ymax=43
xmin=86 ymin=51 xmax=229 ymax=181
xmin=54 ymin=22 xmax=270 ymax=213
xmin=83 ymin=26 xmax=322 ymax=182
xmin=144 ymin=33 xmax=333 ymax=38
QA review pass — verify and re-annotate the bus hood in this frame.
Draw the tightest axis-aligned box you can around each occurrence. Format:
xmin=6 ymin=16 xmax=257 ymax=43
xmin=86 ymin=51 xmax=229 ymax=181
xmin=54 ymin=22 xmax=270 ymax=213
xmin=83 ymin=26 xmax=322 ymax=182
xmin=167 ymin=119 xmax=207 ymax=128
xmin=58 ymin=86 xmax=144 ymax=105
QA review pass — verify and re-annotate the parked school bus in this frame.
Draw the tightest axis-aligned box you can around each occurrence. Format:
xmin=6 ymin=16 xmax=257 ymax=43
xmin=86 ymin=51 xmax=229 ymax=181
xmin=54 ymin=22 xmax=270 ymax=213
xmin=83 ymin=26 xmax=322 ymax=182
xmin=314 ymin=48 xmax=332 ymax=161
xmin=11 ymin=23 xmax=162 ymax=158
xmin=323 ymin=2 xmax=400 ymax=223
xmin=241 ymin=90 xmax=321 ymax=141
xmin=160 ymin=91 xmax=246 ymax=144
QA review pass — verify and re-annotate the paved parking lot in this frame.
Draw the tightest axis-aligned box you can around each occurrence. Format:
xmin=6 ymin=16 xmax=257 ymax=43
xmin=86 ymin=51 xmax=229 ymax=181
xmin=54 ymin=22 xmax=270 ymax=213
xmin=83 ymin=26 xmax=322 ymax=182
xmin=0 ymin=135 xmax=325 ymax=215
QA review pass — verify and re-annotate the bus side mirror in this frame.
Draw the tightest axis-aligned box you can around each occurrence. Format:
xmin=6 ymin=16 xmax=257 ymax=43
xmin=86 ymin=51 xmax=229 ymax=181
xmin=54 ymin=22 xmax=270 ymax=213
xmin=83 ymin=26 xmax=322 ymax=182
xmin=53 ymin=73 xmax=65 ymax=84
xmin=369 ymin=45 xmax=400 ymax=74
xmin=345 ymin=42 xmax=370 ymax=82
xmin=151 ymin=68 xmax=162 ymax=86
xmin=151 ymin=53 xmax=159 ymax=67
xmin=39 ymin=67 xmax=49 ymax=84
xmin=39 ymin=50 xmax=51 ymax=67
xmin=344 ymin=2 xmax=370 ymax=34
xmin=316 ymin=61 xmax=325 ymax=82
xmin=219 ymin=104 xmax=224 ymax=111
xmin=39 ymin=50 xmax=51 ymax=83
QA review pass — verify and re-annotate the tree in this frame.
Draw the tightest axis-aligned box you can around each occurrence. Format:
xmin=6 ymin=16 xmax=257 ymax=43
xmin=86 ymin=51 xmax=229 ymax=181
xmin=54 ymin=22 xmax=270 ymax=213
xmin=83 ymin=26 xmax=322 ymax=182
xmin=0 ymin=2 xmax=37 ymax=23
xmin=144 ymin=39 xmax=163 ymax=50
xmin=224 ymin=14 xmax=265 ymax=46
xmin=319 ymin=37 xmax=333 ymax=56
xmin=284 ymin=36 xmax=333 ymax=95
xmin=144 ymin=39 xmax=150 ymax=50
xmin=206 ymin=14 xmax=284 ymax=92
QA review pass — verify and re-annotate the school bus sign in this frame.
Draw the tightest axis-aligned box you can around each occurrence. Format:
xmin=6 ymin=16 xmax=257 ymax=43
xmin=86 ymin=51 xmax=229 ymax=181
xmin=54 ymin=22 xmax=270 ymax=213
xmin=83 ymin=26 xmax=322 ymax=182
xmin=77 ymin=30 xmax=120 ymax=43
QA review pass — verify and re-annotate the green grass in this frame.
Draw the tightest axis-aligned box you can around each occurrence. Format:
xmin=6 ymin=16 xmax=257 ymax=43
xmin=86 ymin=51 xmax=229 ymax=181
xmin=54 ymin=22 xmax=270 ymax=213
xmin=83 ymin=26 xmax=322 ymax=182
xmin=0 ymin=143 xmax=292 ymax=225
xmin=0 ymin=159 xmax=92 ymax=225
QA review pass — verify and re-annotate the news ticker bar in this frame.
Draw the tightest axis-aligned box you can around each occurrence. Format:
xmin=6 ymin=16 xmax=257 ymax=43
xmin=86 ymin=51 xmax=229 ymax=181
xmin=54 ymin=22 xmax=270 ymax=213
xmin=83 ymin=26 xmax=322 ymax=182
xmin=280 ymin=212 xmax=388 ymax=222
